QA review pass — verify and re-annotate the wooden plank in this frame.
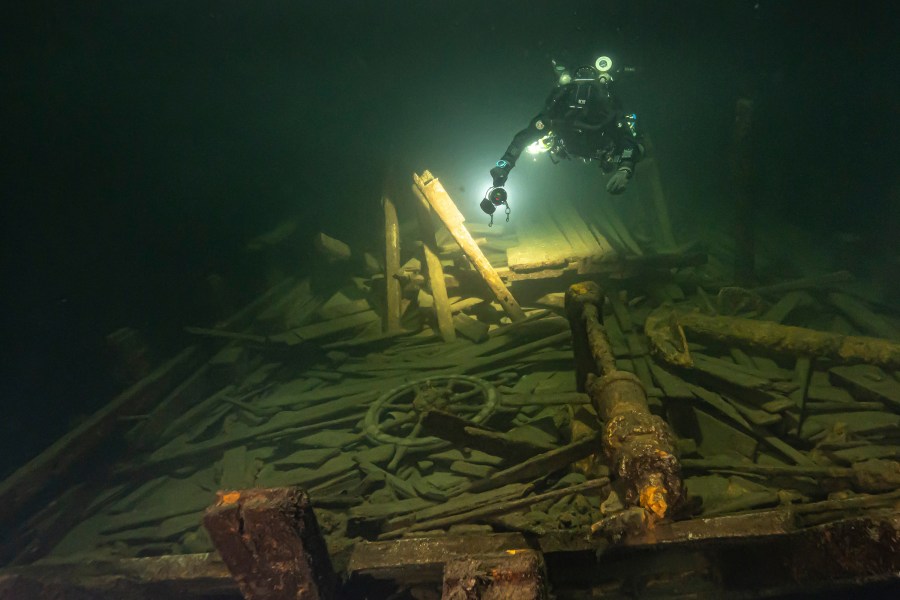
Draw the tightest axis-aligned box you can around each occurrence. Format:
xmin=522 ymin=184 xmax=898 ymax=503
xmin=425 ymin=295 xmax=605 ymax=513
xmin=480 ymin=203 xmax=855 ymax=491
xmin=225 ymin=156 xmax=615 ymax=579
xmin=383 ymin=195 xmax=402 ymax=332
xmin=381 ymin=196 xmax=401 ymax=332
xmin=412 ymin=185 xmax=456 ymax=342
xmin=550 ymin=198 xmax=600 ymax=259
xmin=420 ymin=411 xmax=554 ymax=462
xmin=829 ymin=364 xmax=900 ymax=410
xmin=203 ymin=488 xmax=336 ymax=600
xmin=0 ymin=346 xmax=205 ymax=528
xmin=380 ymin=478 xmax=608 ymax=538
xmin=462 ymin=433 xmax=603 ymax=494
xmin=633 ymin=139 xmax=677 ymax=249
xmin=594 ymin=197 xmax=643 ymax=256
xmin=452 ymin=313 xmax=489 ymax=343
xmin=828 ymin=292 xmax=900 ymax=340
xmin=443 ymin=550 xmax=547 ymax=599
xmin=415 ymin=171 xmax=525 ymax=322
xmin=270 ymin=310 xmax=381 ymax=345
xmin=506 ymin=202 xmax=575 ymax=270
xmin=316 ymin=297 xmax=371 ymax=321
xmin=347 ymin=533 xmax=530 ymax=585
xmin=761 ymin=291 xmax=814 ymax=323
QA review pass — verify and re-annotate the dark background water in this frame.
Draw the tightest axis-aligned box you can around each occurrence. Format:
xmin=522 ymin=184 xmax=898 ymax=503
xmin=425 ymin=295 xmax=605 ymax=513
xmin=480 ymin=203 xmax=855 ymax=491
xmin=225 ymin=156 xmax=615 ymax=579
xmin=1 ymin=0 xmax=897 ymax=478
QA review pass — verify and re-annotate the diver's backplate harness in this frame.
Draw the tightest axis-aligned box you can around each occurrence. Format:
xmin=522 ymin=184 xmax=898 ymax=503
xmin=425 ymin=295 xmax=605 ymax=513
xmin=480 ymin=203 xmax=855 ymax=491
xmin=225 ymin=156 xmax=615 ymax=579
xmin=481 ymin=55 xmax=640 ymax=225
xmin=531 ymin=56 xmax=638 ymax=170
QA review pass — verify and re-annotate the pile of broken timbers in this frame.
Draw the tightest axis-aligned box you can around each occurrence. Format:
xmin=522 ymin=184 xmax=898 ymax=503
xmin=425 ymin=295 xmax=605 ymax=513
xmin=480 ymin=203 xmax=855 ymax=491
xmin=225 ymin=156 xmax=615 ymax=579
xmin=1 ymin=171 xmax=898 ymax=598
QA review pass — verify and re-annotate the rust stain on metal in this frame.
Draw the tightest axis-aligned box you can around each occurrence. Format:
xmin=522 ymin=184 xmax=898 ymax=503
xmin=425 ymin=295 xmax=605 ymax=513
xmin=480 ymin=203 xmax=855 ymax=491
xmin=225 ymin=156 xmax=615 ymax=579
xmin=566 ymin=281 xmax=684 ymax=521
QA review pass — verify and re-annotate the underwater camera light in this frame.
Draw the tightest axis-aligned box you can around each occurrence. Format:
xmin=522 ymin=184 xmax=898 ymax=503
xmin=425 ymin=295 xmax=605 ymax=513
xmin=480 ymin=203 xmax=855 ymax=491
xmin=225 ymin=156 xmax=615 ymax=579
xmin=595 ymin=55 xmax=613 ymax=72
xmin=480 ymin=186 xmax=508 ymax=215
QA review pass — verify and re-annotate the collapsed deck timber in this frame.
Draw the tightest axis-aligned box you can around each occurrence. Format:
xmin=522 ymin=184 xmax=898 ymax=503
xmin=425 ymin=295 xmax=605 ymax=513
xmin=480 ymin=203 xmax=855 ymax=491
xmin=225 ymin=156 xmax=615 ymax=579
xmin=1 ymin=171 xmax=898 ymax=599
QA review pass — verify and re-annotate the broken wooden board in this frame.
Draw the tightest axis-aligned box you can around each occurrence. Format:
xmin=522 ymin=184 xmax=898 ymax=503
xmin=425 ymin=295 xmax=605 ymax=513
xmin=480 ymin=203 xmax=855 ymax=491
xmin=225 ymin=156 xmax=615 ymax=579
xmin=442 ymin=549 xmax=547 ymax=599
xmin=382 ymin=195 xmax=403 ymax=332
xmin=829 ymin=364 xmax=900 ymax=410
xmin=462 ymin=433 xmax=603 ymax=494
xmin=452 ymin=313 xmax=489 ymax=343
xmin=347 ymin=533 xmax=530 ymax=586
xmin=415 ymin=171 xmax=525 ymax=322
xmin=420 ymin=410 xmax=555 ymax=462
xmin=203 ymin=488 xmax=336 ymax=600
xmin=828 ymin=292 xmax=900 ymax=340
xmin=0 ymin=345 xmax=206 ymax=529
xmin=506 ymin=195 xmax=615 ymax=272
xmin=270 ymin=310 xmax=381 ymax=346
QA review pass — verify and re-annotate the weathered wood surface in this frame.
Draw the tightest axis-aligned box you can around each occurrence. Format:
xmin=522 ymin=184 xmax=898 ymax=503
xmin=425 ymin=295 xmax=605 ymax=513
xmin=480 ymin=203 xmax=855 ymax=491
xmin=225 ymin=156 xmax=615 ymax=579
xmin=379 ymin=478 xmax=609 ymax=539
xmin=646 ymin=306 xmax=900 ymax=369
xmin=7 ymin=186 xmax=900 ymax=590
xmin=0 ymin=553 xmax=236 ymax=599
xmin=380 ymin=483 xmax=531 ymax=534
xmin=415 ymin=170 xmax=526 ymax=322
xmin=463 ymin=432 xmax=604 ymax=494
xmin=314 ymin=232 xmax=352 ymax=262
xmin=347 ymin=533 xmax=531 ymax=586
xmin=0 ymin=345 xmax=205 ymax=529
xmin=507 ymin=194 xmax=616 ymax=271
xmin=412 ymin=184 xmax=456 ymax=342
xmin=634 ymin=136 xmax=677 ymax=250
xmin=442 ymin=550 xmax=548 ymax=600
xmin=420 ymin=410 xmax=554 ymax=461
xmin=382 ymin=194 xmax=403 ymax=333
xmin=828 ymin=292 xmax=900 ymax=340
xmin=203 ymin=488 xmax=336 ymax=600
xmin=750 ymin=270 xmax=854 ymax=297
xmin=829 ymin=364 xmax=900 ymax=410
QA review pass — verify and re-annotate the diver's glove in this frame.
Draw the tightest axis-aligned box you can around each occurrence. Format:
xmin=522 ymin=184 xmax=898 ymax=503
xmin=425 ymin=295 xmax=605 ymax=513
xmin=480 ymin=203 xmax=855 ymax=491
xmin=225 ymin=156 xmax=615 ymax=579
xmin=490 ymin=160 xmax=512 ymax=187
xmin=606 ymin=165 xmax=633 ymax=195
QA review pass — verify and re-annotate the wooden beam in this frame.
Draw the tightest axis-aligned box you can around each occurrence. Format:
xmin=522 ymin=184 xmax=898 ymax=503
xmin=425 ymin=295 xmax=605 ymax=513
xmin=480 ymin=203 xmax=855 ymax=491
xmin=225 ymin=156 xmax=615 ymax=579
xmin=412 ymin=185 xmax=456 ymax=342
xmin=414 ymin=170 xmax=526 ymax=322
xmin=382 ymin=195 xmax=402 ymax=332
xmin=0 ymin=346 xmax=204 ymax=529
xmin=637 ymin=136 xmax=677 ymax=250
xmin=203 ymin=488 xmax=336 ymax=600
xmin=442 ymin=550 xmax=548 ymax=599
xmin=646 ymin=306 xmax=900 ymax=370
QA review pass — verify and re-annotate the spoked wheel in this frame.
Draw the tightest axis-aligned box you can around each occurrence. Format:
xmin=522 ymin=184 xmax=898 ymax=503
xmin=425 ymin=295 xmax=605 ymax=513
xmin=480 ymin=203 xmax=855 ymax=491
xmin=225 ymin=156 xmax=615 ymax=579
xmin=364 ymin=375 xmax=499 ymax=448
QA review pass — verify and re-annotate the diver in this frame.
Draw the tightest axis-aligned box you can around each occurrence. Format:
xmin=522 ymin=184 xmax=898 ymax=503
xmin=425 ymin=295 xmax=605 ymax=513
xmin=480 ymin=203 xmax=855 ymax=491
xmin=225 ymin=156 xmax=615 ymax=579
xmin=481 ymin=56 xmax=644 ymax=221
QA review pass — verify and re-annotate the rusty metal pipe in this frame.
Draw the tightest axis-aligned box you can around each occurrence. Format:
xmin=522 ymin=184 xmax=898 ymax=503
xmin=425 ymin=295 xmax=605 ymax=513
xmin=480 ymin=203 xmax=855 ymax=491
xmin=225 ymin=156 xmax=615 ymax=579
xmin=566 ymin=281 xmax=683 ymax=520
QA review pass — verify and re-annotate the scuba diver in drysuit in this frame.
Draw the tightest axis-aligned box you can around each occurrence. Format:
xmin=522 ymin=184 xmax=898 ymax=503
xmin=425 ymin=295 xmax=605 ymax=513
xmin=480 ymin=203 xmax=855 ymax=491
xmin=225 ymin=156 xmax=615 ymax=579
xmin=481 ymin=56 xmax=644 ymax=222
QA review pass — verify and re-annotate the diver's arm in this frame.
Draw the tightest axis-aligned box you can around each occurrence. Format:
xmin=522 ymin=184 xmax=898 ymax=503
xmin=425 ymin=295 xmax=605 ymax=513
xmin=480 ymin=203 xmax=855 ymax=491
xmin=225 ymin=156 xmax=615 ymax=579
xmin=491 ymin=115 xmax=547 ymax=186
xmin=491 ymin=86 xmax=568 ymax=186
xmin=615 ymin=113 xmax=644 ymax=174
xmin=606 ymin=113 xmax=644 ymax=195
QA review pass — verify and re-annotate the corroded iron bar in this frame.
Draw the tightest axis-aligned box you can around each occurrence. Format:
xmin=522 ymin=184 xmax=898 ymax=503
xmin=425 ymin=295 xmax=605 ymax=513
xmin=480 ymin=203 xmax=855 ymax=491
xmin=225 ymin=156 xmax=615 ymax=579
xmin=646 ymin=306 xmax=900 ymax=369
xmin=566 ymin=281 xmax=683 ymax=520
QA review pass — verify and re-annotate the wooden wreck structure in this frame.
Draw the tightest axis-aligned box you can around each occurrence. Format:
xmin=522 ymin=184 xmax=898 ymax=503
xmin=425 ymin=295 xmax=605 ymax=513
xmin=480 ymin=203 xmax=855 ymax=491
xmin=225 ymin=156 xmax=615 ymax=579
xmin=0 ymin=168 xmax=898 ymax=599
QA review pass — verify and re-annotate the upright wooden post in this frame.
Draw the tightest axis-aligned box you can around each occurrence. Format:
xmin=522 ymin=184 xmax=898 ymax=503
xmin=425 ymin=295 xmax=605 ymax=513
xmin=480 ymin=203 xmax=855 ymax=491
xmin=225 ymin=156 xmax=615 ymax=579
xmin=637 ymin=136 xmax=677 ymax=250
xmin=732 ymin=97 xmax=756 ymax=286
xmin=414 ymin=171 xmax=526 ymax=322
xmin=203 ymin=487 xmax=336 ymax=600
xmin=412 ymin=186 xmax=456 ymax=342
xmin=382 ymin=195 xmax=402 ymax=332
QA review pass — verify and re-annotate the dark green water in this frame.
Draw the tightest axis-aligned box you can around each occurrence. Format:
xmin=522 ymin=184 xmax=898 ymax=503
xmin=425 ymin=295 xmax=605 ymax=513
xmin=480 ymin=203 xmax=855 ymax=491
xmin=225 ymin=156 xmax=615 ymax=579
xmin=1 ymin=0 xmax=896 ymax=481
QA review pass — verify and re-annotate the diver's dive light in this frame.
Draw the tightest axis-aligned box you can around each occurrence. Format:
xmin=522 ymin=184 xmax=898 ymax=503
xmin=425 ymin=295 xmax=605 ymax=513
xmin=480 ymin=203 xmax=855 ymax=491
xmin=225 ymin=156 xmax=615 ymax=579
xmin=480 ymin=186 xmax=509 ymax=226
